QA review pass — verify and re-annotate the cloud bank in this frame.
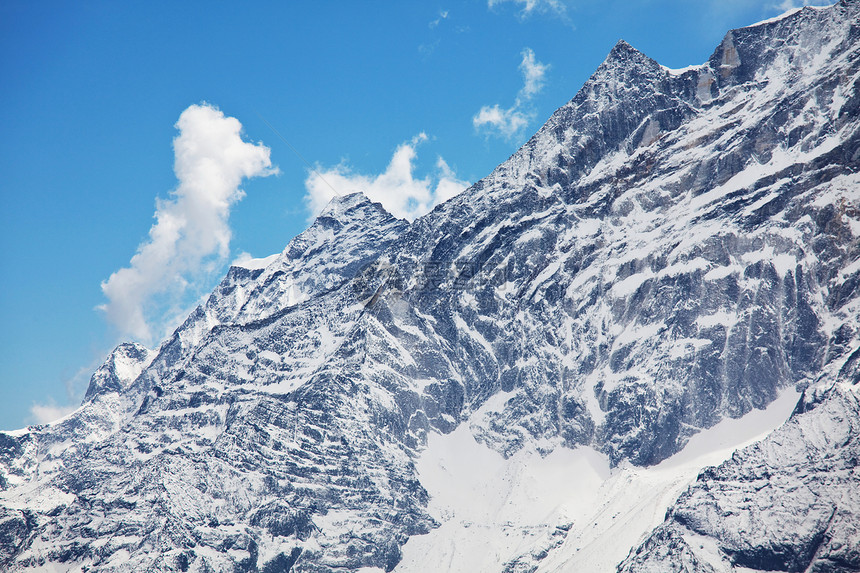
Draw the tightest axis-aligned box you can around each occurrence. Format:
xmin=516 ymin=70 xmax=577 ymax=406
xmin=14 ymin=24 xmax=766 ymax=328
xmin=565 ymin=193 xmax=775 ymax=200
xmin=304 ymin=133 xmax=469 ymax=221
xmin=473 ymin=48 xmax=549 ymax=140
xmin=100 ymin=103 xmax=276 ymax=343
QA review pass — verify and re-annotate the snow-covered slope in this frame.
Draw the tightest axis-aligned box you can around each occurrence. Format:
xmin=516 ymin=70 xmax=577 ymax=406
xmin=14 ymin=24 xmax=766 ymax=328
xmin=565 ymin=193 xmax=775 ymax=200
xmin=619 ymin=352 xmax=860 ymax=572
xmin=1 ymin=1 xmax=859 ymax=571
xmin=396 ymin=387 xmax=801 ymax=573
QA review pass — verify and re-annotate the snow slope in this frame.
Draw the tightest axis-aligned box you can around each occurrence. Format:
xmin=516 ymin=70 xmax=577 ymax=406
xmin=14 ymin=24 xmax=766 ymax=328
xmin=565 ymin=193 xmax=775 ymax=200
xmin=396 ymin=388 xmax=799 ymax=573
xmin=620 ymin=354 xmax=860 ymax=572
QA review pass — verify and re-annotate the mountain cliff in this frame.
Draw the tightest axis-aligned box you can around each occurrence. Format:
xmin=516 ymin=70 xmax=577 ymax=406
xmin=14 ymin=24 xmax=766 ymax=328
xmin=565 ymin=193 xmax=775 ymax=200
xmin=1 ymin=1 xmax=859 ymax=571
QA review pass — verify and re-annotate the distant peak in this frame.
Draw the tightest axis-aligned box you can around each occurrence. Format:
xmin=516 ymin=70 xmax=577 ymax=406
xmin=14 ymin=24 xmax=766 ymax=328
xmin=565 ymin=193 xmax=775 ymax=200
xmin=317 ymin=192 xmax=400 ymax=225
xmin=113 ymin=341 xmax=153 ymax=360
xmin=599 ymin=39 xmax=660 ymax=73
xmin=83 ymin=342 xmax=155 ymax=403
xmin=318 ymin=192 xmax=372 ymax=218
xmin=611 ymin=39 xmax=636 ymax=53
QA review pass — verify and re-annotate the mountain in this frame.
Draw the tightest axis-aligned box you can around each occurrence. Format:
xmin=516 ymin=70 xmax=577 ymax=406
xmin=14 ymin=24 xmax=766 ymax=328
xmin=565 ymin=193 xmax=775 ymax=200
xmin=1 ymin=1 xmax=859 ymax=571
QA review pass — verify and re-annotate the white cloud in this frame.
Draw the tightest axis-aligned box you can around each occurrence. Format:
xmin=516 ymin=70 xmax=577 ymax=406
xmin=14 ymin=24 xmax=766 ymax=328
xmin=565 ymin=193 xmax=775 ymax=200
xmin=519 ymin=47 xmax=549 ymax=98
xmin=430 ymin=9 xmax=450 ymax=28
xmin=99 ymin=103 xmax=276 ymax=343
xmin=433 ymin=157 xmax=469 ymax=205
xmin=473 ymin=105 xmax=531 ymax=140
xmin=29 ymin=401 xmax=77 ymax=425
xmin=488 ymin=0 xmax=567 ymax=18
xmin=304 ymin=133 xmax=470 ymax=221
xmin=473 ymin=48 xmax=550 ymax=141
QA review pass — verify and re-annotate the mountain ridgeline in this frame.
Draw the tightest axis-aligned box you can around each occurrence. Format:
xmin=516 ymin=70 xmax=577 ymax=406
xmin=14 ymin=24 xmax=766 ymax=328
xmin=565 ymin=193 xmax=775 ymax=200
xmin=1 ymin=1 xmax=859 ymax=571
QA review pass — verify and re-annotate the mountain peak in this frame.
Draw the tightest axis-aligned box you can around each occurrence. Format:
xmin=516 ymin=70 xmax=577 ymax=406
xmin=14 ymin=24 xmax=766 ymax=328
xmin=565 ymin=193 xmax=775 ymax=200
xmin=82 ymin=342 xmax=154 ymax=403
xmin=610 ymin=39 xmax=637 ymax=55
xmin=317 ymin=191 xmax=393 ymax=224
xmin=174 ymin=188 xmax=409 ymax=336
xmin=600 ymin=38 xmax=659 ymax=72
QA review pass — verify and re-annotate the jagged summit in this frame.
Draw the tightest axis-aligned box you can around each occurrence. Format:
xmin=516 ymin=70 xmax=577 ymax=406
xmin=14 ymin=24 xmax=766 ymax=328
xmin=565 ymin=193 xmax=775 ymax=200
xmin=611 ymin=38 xmax=634 ymax=51
xmin=231 ymin=192 xmax=395 ymax=273
xmin=170 ymin=189 xmax=407 ymax=348
xmin=83 ymin=342 xmax=154 ymax=403
xmin=601 ymin=39 xmax=659 ymax=70
xmin=316 ymin=191 xmax=393 ymax=223
xmin=0 ymin=2 xmax=858 ymax=571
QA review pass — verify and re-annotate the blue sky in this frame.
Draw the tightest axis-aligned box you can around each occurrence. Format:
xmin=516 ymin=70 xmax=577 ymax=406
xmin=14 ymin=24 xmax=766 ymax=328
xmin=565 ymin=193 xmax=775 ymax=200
xmin=0 ymin=0 xmax=833 ymax=430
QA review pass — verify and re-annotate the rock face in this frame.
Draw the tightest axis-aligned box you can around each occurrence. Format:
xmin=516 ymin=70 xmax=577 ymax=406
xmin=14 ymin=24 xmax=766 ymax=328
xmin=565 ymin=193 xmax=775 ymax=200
xmin=1 ymin=1 xmax=859 ymax=571
xmin=619 ymin=356 xmax=860 ymax=573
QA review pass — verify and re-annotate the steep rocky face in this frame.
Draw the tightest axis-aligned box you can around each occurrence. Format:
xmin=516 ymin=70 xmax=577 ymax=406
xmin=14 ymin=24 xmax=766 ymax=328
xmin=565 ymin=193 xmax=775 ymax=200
xmin=0 ymin=2 xmax=858 ymax=572
xmin=363 ymin=0 xmax=860 ymax=466
xmin=0 ymin=195 xmax=426 ymax=572
xmin=83 ymin=342 xmax=154 ymax=403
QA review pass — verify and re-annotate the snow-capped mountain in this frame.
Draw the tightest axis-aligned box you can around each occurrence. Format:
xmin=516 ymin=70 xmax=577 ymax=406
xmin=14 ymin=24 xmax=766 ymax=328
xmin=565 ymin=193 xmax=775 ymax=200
xmin=1 ymin=1 xmax=859 ymax=571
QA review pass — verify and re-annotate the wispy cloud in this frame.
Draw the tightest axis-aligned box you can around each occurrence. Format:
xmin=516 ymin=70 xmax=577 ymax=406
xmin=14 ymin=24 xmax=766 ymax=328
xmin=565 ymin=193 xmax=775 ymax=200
xmin=429 ymin=9 xmax=450 ymax=28
xmin=771 ymin=0 xmax=834 ymax=10
xmin=99 ymin=103 xmax=277 ymax=344
xmin=29 ymin=401 xmax=77 ymax=425
xmin=473 ymin=105 xmax=531 ymax=141
xmin=473 ymin=48 xmax=549 ymax=141
xmin=488 ymin=0 xmax=567 ymax=19
xmin=519 ymin=47 xmax=549 ymax=98
xmin=422 ymin=10 xmax=459 ymax=55
xmin=304 ymin=133 xmax=469 ymax=221
xmin=22 ymin=353 xmax=107 ymax=429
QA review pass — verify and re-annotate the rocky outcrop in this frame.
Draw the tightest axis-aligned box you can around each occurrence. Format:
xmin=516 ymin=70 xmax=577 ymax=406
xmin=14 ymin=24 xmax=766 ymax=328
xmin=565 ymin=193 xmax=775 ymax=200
xmin=619 ymin=372 xmax=860 ymax=572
